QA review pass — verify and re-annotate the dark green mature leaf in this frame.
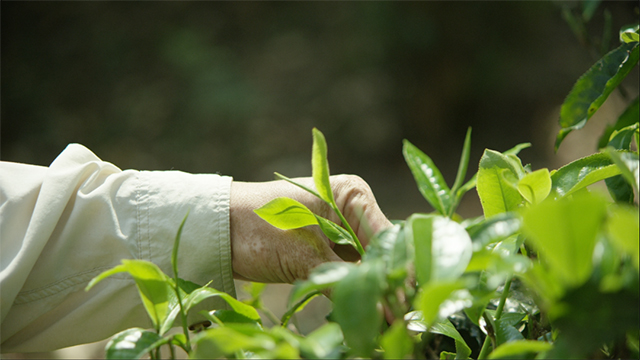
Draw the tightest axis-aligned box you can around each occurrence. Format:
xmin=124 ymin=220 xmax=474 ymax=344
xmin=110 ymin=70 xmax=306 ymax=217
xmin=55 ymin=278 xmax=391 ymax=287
xmin=332 ymin=261 xmax=385 ymax=358
xmin=550 ymin=152 xmax=621 ymax=197
xmin=522 ymin=192 xmax=608 ymax=288
xmin=403 ymin=139 xmax=453 ymax=215
xmin=289 ymin=262 xmax=354 ymax=306
xmin=406 ymin=214 xmax=472 ymax=285
xmin=494 ymin=318 xmax=524 ymax=346
xmin=556 ymin=41 xmax=639 ymax=151
xmin=105 ymin=328 xmax=166 ymax=360
xmin=477 ymin=150 xmax=525 ymax=217
xmin=487 ymin=340 xmax=553 ymax=359
xmin=598 ymin=96 xmax=639 ymax=149
xmin=431 ymin=320 xmax=472 ymax=360
xmin=312 ymin=127 xmax=336 ymax=205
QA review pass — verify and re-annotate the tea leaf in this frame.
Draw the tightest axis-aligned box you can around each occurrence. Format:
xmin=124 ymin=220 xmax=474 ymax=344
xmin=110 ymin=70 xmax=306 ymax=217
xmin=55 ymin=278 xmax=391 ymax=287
xmin=466 ymin=212 xmax=522 ymax=251
xmin=556 ymin=41 xmax=639 ymax=151
xmin=488 ymin=340 xmax=553 ymax=359
xmin=171 ymin=212 xmax=189 ymax=280
xmin=407 ymin=214 xmax=472 ymax=285
xmin=522 ymin=192 xmax=607 ymax=288
xmin=550 ymin=152 xmax=621 ymax=197
xmin=431 ymin=319 xmax=472 ymax=360
xmin=316 ymin=216 xmax=356 ymax=247
xmin=604 ymin=148 xmax=639 ymax=193
xmin=332 ymin=261 xmax=384 ymax=358
xmin=517 ymin=168 xmax=552 ymax=204
xmin=415 ymin=281 xmax=465 ymax=327
xmin=598 ymin=96 xmax=639 ymax=149
xmin=254 ymin=197 xmax=318 ymax=230
xmin=300 ymin=323 xmax=345 ymax=359
xmin=312 ymin=127 xmax=336 ymax=205
xmin=191 ymin=324 xmax=276 ymax=359
xmin=494 ymin=317 xmax=524 ymax=346
xmin=184 ymin=287 xmax=261 ymax=324
xmin=606 ymin=205 xmax=640 ymax=270
xmin=477 ymin=149 xmax=524 ymax=217
xmin=289 ymin=262 xmax=354 ymax=306
xmin=403 ymin=139 xmax=453 ymax=215
xmin=381 ymin=319 xmax=414 ymax=360
xmin=105 ymin=328 xmax=166 ymax=359
xmin=451 ymin=127 xmax=473 ymax=195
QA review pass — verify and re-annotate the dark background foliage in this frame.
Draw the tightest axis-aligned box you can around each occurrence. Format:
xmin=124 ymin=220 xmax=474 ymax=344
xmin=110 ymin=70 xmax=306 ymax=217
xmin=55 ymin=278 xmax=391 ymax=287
xmin=2 ymin=1 xmax=638 ymax=219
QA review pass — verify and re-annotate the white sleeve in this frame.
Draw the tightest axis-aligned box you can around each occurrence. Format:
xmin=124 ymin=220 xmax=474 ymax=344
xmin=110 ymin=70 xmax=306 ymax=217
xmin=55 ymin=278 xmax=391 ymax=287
xmin=0 ymin=144 xmax=236 ymax=353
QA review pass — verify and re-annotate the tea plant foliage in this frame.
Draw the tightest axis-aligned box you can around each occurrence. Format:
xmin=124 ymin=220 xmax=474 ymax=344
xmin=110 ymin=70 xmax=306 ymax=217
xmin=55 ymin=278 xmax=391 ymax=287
xmin=86 ymin=9 xmax=638 ymax=359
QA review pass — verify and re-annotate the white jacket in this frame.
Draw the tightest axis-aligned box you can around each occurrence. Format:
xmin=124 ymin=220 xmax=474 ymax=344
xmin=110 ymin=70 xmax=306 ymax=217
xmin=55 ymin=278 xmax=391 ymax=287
xmin=0 ymin=144 xmax=236 ymax=352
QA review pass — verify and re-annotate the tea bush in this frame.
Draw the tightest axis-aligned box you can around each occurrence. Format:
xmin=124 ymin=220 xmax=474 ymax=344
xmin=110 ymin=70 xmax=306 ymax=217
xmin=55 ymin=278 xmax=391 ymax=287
xmin=86 ymin=7 xmax=638 ymax=360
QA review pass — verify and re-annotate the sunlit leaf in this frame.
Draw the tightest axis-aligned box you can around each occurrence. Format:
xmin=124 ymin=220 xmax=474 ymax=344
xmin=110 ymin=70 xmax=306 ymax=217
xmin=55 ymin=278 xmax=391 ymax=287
xmin=403 ymin=139 xmax=453 ymax=215
xmin=415 ymin=281 xmax=465 ymax=327
xmin=607 ymin=205 xmax=640 ymax=270
xmin=171 ymin=212 xmax=189 ymax=280
xmin=184 ymin=287 xmax=261 ymax=324
xmin=191 ymin=324 xmax=276 ymax=359
xmin=300 ymin=323 xmax=345 ymax=359
xmin=522 ymin=192 xmax=607 ymax=287
xmin=289 ymin=262 xmax=354 ymax=306
xmin=312 ymin=128 xmax=336 ymax=205
xmin=517 ymin=168 xmax=551 ymax=205
xmin=556 ymin=41 xmax=639 ymax=151
xmin=406 ymin=214 xmax=472 ymax=285
xmin=466 ymin=212 xmax=522 ymax=251
xmin=604 ymin=148 xmax=639 ymax=194
xmin=105 ymin=328 xmax=166 ymax=360
xmin=254 ymin=197 xmax=319 ymax=230
xmin=550 ymin=152 xmax=621 ymax=197
xmin=477 ymin=150 xmax=524 ymax=217
xmin=597 ymin=96 xmax=639 ymax=149
xmin=451 ymin=127 xmax=473 ymax=195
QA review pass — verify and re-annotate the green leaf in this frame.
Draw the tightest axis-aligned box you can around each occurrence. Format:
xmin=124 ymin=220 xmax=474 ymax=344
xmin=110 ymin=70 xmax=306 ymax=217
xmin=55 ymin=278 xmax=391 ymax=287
xmin=451 ymin=127 xmax=473 ymax=195
xmin=517 ymin=168 xmax=552 ymax=205
xmin=381 ymin=319 xmax=414 ymax=360
xmin=620 ymin=25 xmax=640 ymax=43
xmin=607 ymin=205 xmax=640 ymax=270
xmin=598 ymin=96 xmax=639 ymax=149
xmin=604 ymin=148 xmax=640 ymax=194
xmin=466 ymin=212 xmax=522 ymax=251
xmin=281 ymin=291 xmax=320 ymax=327
xmin=406 ymin=214 xmax=472 ymax=285
xmin=254 ymin=197 xmax=319 ymax=230
xmin=550 ymin=152 xmax=621 ymax=197
xmin=184 ymin=287 xmax=261 ymax=324
xmin=556 ymin=41 xmax=639 ymax=151
xmin=312 ymin=128 xmax=336 ymax=205
xmin=431 ymin=319 xmax=472 ymax=360
xmin=365 ymin=224 xmax=411 ymax=278
xmin=316 ymin=216 xmax=356 ymax=247
xmin=105 ymin=328 xmax=166 ymax=360
xmin=332 ymin=261 xmax=385 ymax=358
xmin=503 ymin=142 xmax=532 ymax=156
xmin=494 ymin=318 xmax=524 ymax=346
xmin=415 ymin=281 xmax=465 ymax=328
xmin=191 ymin=324 xmax=276 ymax=359
xmin=211 ymin=309 xmax=262 ymax=327
xmin=171 ymin=212 xmax=189 ymax=280
xmin=477 ymin=150 xmax=525 ymax=217
xmin=403 ymin=139 xmax=453 ymax=215
xmin=604 ymin=123 xmax=638 ymax=203
xmin=274 ymin=172 xmax=322 ymax=199
xmin=522 ymin=192 xmax=608 ymax=288
xmin=300 ymin=322 xmax=345 ymax=359
xmin=289 ymin=262 xmax=353 ymax=306
xmin=487 ymin=340 xmax=553 ymax=359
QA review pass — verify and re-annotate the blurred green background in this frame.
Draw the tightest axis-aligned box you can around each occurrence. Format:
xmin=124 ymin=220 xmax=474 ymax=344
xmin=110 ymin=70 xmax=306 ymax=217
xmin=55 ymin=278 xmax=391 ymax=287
xmin=2 ymin=2 xmax=639 ymax=358
xmin=2 ymin=1 xmax=638 ymax=220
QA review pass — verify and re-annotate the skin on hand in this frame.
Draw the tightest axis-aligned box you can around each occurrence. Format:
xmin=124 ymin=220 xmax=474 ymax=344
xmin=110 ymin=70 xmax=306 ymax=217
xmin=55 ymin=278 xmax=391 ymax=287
xmin=229 ymin=175 xmax=392 ymax=284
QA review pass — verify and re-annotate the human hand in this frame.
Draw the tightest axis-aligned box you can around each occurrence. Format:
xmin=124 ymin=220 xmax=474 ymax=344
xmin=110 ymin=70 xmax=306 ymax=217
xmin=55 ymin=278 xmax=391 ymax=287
xmin=229 ymin=175 xmax=392 ymax=284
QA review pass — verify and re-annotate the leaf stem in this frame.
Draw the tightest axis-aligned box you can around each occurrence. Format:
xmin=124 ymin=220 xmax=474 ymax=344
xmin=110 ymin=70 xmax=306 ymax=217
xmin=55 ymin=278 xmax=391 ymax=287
xmin=333 ymin=204 xmax=365 ymax=255
xmin=478 ymin=276 xmax=514 ymax=359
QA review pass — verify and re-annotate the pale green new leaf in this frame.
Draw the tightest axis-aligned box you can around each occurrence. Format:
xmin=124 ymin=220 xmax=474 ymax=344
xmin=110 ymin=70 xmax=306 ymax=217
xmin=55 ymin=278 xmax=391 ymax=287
xmin=620 ymin=25 xmax=639 ymax=43
xmin=522 ymin=192 xmax=608 ymax=287
xmin=451 ymin=127 xmax=473 ymax=195
xmin=381 ymin=319 xmax=414 ymax=360
xmin=289 ymin=262 xmax=354 ymax=306
xmin=477 ymin=149 xmax=524 ymax=217
xmin=517 ymin=168 xmax=552 ymax=204
xmin=605 ymin=148 xmax=639 ymax=194
xmin=312 ymin=128 xmax=336 ymax=205
xmin=415 ymin=281 xmax=465 ymax=328
xmin=254 ymin=197 xmax=318 ymax=230
xmin=606 ymin=205 xmax=640 ymax=270
xmin=183 ymin=287 xmax=261 ymax=324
